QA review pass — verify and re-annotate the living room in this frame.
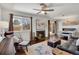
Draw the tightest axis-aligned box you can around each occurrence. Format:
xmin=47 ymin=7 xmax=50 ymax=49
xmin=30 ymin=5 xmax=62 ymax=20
xmin=0 ymin=3 xmax=79 ymax=55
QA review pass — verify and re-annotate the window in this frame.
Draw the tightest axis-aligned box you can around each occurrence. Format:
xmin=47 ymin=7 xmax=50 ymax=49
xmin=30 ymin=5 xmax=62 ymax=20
xmin=13 ymin=16 xmax=31 ymax=31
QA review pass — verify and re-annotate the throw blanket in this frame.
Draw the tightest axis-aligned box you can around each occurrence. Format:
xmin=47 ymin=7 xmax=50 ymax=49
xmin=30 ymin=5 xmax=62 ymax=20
xmin=0 ymin=36 xmax=19 ymax=55
xmin=0 ymin=38 xmax=11 ymax=55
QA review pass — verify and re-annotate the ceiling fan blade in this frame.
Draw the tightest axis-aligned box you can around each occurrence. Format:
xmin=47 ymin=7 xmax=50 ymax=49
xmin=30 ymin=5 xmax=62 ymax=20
xmin=36 ymin=11 xmax=41 ymax=14
xmin=33 ymin=9 xmax=41 ymax=11
xmin=43 ymin=9 xmax=54 ymax=11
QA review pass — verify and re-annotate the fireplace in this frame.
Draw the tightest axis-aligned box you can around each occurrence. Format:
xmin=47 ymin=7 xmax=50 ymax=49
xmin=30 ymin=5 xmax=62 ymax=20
xmin=36 ymin=31 xmax=45 ymax=40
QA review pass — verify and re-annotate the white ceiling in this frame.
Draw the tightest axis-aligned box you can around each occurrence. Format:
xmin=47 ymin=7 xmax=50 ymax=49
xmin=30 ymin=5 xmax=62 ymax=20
xmin=1 ymin=3 xmax=79 ymax=19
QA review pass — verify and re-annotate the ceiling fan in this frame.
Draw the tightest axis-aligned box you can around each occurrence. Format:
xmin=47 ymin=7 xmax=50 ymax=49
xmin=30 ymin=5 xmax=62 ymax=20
xmin=33 ymin=3 xmax=54 ymax=15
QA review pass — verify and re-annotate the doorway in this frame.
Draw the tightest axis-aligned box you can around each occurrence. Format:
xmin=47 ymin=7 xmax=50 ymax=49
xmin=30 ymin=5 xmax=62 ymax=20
xmin=48 ymin=20 xmax=58 ymax=39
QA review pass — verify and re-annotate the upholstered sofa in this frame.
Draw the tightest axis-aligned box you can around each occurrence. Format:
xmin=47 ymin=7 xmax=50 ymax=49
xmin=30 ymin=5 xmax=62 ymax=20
xmin=57 ymin=38 xmax=79 ymax=55
xmin=57 ymin=46 xmax=79 ymax=55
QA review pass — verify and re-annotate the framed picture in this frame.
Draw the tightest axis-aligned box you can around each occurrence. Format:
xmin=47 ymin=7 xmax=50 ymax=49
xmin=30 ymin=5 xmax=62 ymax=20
xmin=36 ymin=19 xmax=45 ymax=30
xmin=63 ymin=18 xmax=79 ymax=26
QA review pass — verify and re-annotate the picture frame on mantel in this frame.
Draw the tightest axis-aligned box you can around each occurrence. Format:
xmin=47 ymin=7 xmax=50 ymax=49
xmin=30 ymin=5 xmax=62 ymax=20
xmin=63 ymin=18 xmax=79 ymax=26
xmin=36 ymin=19 xmax=45 ymax=31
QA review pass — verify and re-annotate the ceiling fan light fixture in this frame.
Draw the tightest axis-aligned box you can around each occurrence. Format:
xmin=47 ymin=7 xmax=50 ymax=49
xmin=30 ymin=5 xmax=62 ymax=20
xmin=41 ymin=11 xmax=45 ymax=14
xmin=34 ymin=3 xmax=54 ymax=15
